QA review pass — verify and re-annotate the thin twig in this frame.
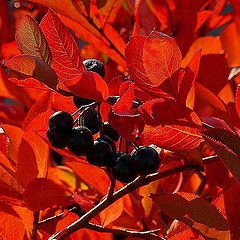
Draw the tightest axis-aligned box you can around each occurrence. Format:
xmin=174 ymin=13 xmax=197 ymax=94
xmin=193 ymin=168 xmax=207 ymax=196
xmin=31 ymin=211 xmax=39 ymax=240
xmin=49 ymin=164 xmax=194 ymax=240
xmin=85 ymin=223 xmax=165 ymax=240
xmin=107 ymin=173 xmax=116 ymax=201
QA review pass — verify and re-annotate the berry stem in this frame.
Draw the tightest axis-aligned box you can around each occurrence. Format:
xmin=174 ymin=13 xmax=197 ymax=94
xmin=71 ymin=101 xmax=98 ymax=117
xmin=85 ymin=223 xmax=165 ymax=240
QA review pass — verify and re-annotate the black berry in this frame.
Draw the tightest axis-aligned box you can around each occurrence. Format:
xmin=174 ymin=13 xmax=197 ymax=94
xmin=83 ymin=59 xmax=105 ymax=79
xmin=48 ymin=111 xmax=74 ymax=135
xmin=86 ymin=138 xmax=115 ymax=167
xmin=82 ymin=108 xmax=101 ymax=134
xmin=100 ymin=122 xmax=119 ymax=142
xmin=73 ymin=96 xmax=95 ymax=108
xmin=47 ymin=129 xmax=68 ymax=149
xmin=67 ymin=126 xmax=94 ymax=156
xmin=112 ymin=153 xmax=137 ymax=183
xmin=131 ymin=146 xmax=160 ymax=175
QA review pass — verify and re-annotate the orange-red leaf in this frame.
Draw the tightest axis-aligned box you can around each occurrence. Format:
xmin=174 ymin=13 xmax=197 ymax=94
xmin=3 ymin=54 xmax=58 ymax=90
xmin=15 ymin=14 xmax=51 ymax=64
xmin=151 ymin=192 xmax=230 ymax=240
xmin=99 ymin=199 xmax=124 ymax=227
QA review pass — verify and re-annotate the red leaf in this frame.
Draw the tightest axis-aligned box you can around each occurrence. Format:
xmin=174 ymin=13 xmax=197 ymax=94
xmin=139 ymin=98 xmax=202 ymax=127
xmin=178 ymin=49 xmax=202 ymax=107
xmin=63 ymin=71 xmax=109 ymax=102
xmin=73 ymin=192 xmax=95 ymax=212
xmin=201 ymin=127 xmax=240 ymax=184
xmin=23 ymin=178 xmax=66 ymax=211
xmin=15 ymin=14 xmax=51 ymax=64
xmin=151 ymin=192 xmax=230 ymax=240
xmin=125 ymin=31 xmax=182 ymax=90
xmin=113 ymin=81 xmax=135 ymax=115
xmin=40 ymin=9 xmax=85 ymax=82
xmin=9 ymin=77 xmax=49 ymax=91
xmin=99 ymin=199 xmax=124 ymax=227
xmin=3 ymin=54 xmax=58 ymax=90
xmin=143 ymin=124 xmax=203 ymax=151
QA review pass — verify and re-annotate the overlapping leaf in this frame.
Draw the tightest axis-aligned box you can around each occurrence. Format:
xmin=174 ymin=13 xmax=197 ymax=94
xmin=63 ymin=71 xmax=109 ymax=102
xmin=201 ymin=126 xmax=240 ymax=184
xmin=151 ymin=192 xmax=230 ymax=240
xmin=3 ymin=54 xmax=58 ymax=90
xmin=15 ymin=14 xmax=51 ymax=64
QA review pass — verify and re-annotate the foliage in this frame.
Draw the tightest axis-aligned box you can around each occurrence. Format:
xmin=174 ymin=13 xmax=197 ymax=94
xmin=1 ymin=0 xmax=240 ymax=239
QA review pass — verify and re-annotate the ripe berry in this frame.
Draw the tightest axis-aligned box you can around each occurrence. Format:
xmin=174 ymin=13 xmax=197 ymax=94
xmin=48 ymin=111 xmax=74 ymax=135
xmin=73 ymin=96 xmax=95 ymax=108
xmin=83 ymin=59 xmax=105 ymax=79
xmin=131 ymin=146 xmax=160 ymax=175
xmin=47 ymin=129 xmax=68 ymax=149
xmin=100 ymin=122 xmax=119 ymax=142
xmin=86 ymin=138 xmax=115 ymax=167
xmin=82 ymin=108 xmax=101 ymax=134
xmin=67 ymin=126 xmax=94 ymax=156
xmin=99 ymin=136 xmax=116 ymax=153
xmin=112 ymin=153 xmax=137 ymax=183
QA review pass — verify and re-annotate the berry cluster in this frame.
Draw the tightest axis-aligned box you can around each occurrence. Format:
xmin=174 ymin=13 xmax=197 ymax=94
xmin=47 ymin=59 xmax=161 ymax=183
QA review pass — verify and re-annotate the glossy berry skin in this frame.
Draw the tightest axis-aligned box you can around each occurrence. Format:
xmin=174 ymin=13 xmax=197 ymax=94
xmin=83 ymin=59 xmax=105 ymax=79
xmin=112 ymin=153 xmax=137 ymax=183
xmin=73 ymin=96 xmax=95 ymax=108
xmin=48 ymin=111 xmax=74 ymax=135
xmin=47 ymin=129 xmax=68 ymax=149
xmin=86 ymin=138 xmax=115 ymax=167
xmin=67 ymin=126 xmax=94 ymax=156
xmin=131 ymin=146 xmax=160 ymax=175
xmin=100 ymin=122 xmax=119 ymax=142
xmin=82 ymin=109 xmax=101 ymax=134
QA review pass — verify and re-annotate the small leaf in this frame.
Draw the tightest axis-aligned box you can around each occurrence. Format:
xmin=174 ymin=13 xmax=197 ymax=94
xmin=40 ymin=9 xmax=85 ymax=82
xmin=99 ymin=199 xmax=123 ymax=227
xmin=63 ymin=71 xmax=109 ymax=102
xmin=15 ymin=14 xmax=51 ymax=64
xmin=151 ymin=192 xmax=230 ymax=240
xmin=73 ymin=193 xmax=95 ymax=212
xmin=3 ymin=54 xmax=58 ymax=90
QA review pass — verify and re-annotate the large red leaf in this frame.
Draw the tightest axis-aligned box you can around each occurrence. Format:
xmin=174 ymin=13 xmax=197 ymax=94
xmin=23 ymin=178 xmax=66 ymax=211
xmin=63 ymin=71 xmax=109 ymax=102
xmin=3 ymin=54 xmax=58 ymax=90
xmin=201 ymin=127 xmax=240 ymax=184
xmin=125 ymin=31 xmax=182 ymax=90
xmin=151 ymin=192 xmax=230 ymax=240
xmin=15 ymin=14 xmax=51 ymax=64
xmin=40 ymin=9 xmax=85 ymax=82
xmin=143 ymin=124 xmax=203 ymax=151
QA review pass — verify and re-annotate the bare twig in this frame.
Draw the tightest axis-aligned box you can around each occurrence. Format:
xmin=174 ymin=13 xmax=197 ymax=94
xmin=86 ymin=223 xmax=165 ymax=240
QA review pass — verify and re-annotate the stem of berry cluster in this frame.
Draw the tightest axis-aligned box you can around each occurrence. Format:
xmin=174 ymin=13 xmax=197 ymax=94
xmin=31 ymin=211 xmax=39 ymax=240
